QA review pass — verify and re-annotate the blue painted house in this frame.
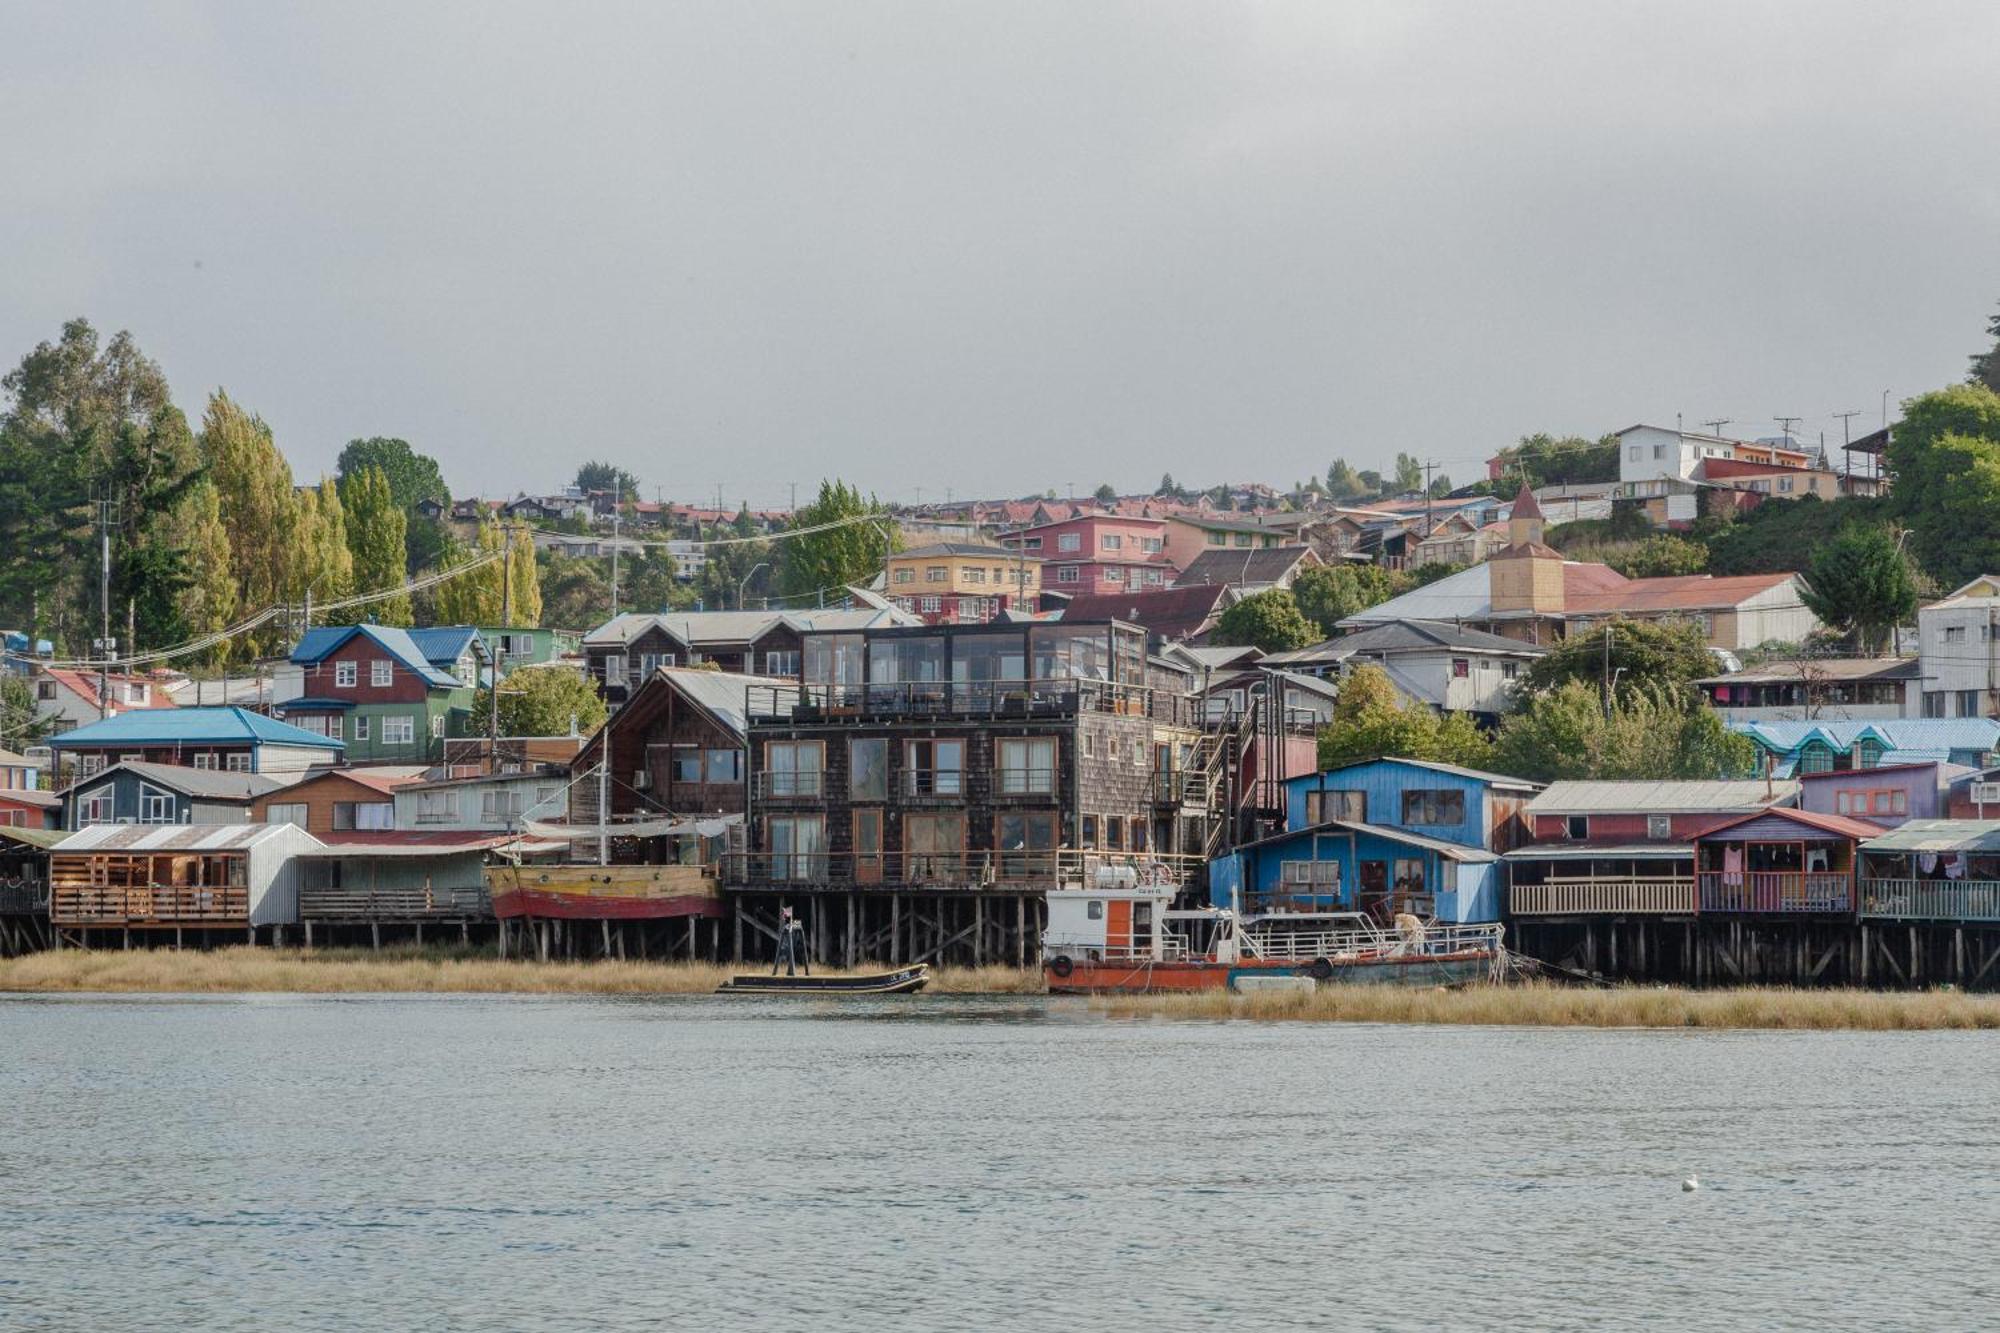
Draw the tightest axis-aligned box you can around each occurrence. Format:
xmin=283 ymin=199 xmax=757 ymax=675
xmin=1734 ymin=719 xmax=2000 ymax=777
xmin=1209 ymin=758 xmax=1541 ymax=924
xmin=63 ymin=760 xmax=295 ymax=829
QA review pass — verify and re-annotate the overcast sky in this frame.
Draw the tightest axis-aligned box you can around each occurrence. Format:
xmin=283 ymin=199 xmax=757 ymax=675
xmin=3 ymin=2 xmax=1996 ymax=509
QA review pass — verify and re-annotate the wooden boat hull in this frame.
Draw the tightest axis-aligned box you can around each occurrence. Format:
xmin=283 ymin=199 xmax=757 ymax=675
xmin=1044 ymin=950 xmax=1497 ymax=995
xmin=484 ymin=864 xmax=724 ymax=921
xmin=716 ymin=965 xmax=931 ymax=995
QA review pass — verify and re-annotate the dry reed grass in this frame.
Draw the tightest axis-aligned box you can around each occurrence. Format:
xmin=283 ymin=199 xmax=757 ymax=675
xmin=1089 ymin=980 xmax=2000 ymax=1030
xmin=0 ymin=948 xmax=1043 ymax=996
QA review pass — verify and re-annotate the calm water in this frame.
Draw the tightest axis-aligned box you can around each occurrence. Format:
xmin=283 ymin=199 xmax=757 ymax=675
xmin=1 ymin=995 xmax=1996 ymax=1332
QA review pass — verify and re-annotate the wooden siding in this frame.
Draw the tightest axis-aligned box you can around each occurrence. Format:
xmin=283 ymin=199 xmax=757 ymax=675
xmin=249 ymin=771 xmax=402 ymax=835
xmin=295 ymin=637 xmax=438 ymax=705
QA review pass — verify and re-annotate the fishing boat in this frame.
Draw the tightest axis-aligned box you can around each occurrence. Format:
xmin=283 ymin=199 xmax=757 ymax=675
xmin=1042 ymin=880 xmax=1504 ymax=994
xmin=714 ymin=964 xmax=932 ymax=995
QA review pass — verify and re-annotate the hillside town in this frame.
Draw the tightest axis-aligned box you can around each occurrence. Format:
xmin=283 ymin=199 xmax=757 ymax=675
xmin=4 ymin=325 xmax=2000 ymax=990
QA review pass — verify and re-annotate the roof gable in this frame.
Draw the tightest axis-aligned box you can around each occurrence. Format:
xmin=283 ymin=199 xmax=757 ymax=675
xmin=47 ymin=705 xmax=346 ymax=751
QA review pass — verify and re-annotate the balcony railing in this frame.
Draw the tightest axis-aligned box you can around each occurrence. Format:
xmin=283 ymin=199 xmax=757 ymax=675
xmin=745 ymin=678 xmax=1205 ymax=728
xmin=300 ymin=884 xmax=492 ymax=921
xmin=756 ymin=770 xmax=825 ymax=798
xmin=726 ymin=850 xmax=1198 ymax=891
xmin=1510 ymin=878 xmax=1697 ymax=916
xmin=994 ymin=768 xmax=1058 ymax=798
xmin=1697 ymin=871 xmax=1852 ymax=913
xmin=0 ymin=878 xmax=46 ymax=915
xmin=1858 ymin=878 xmax=2000 ymax=923
xmin=52 ymin=883 xmax=250 ymax=926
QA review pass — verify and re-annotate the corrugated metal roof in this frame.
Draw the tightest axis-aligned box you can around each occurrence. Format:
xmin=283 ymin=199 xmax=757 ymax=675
xmin=55 ymin=823 xmax=320 ymax=852
xmin=662 ymin=666 xmax=798 ymax=735
xmin=1528 ymin=779 xmax=1797 ymax=815
xmin=1861 ymin=819 xmax=2000 ymax=854
xmin=1505 ymin=841 xmax=1694 ymax=860
xmin=47 ymin=707 xmax=345 ymax=751
xmin=1234 ymin=818 xmax=1498 ymax=862
xmin=1307 ymin=756 xmax=1542 ymax=793
xmin=1735 ymin=719 xmax=2000 ymax=753
xmin=69 ymin=760 xmax=296 ymax=801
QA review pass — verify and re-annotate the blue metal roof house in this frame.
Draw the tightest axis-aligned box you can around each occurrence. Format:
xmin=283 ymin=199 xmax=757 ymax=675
xmin=1209 ymin=758 xmax=1541 ymax=924
xmin=1734 ymin=719 xmax=2000 ymax=778
xmin=47 ymin=706 xmax=345 ymax=776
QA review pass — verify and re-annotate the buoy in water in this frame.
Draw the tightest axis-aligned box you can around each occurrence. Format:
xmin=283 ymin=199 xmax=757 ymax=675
xmin=1682 ymin=1175 xmax=1699 ymax=1192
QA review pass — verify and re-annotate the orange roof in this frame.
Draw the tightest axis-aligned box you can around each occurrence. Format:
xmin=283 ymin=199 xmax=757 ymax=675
xmin=1563 ymin=564 xmax=1630 ymax=597
xmin=43 ymin=669 xmax=175 ymax=713
xmin=1569 ymin=572 xmax=1796 ymax=615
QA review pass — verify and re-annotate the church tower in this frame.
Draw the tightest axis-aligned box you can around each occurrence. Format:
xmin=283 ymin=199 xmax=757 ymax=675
xmin=1490 ymin=482 xmax=1564 ymax=616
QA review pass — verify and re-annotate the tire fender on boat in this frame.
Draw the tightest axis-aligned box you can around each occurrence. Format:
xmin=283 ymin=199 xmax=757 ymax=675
xmin=1307 ymin=957 xmax=1335 ymax=981
xmin=1050 ymin=955 xmax=1075 ymax=979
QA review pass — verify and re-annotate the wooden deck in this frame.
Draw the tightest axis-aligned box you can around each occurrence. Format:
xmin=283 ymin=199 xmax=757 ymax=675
xmin=1510 ymin=878 xmax=1695 ymax=916
xmin=1859 ymin=878 xmax=2000 ymax=923
xmin=299 ymin=884 xmax=491 ymax=922
xmin=1697 ymin=871 xmax=1852 ymax=913
xmin=52 ymin=882 xmax=250 ymax=927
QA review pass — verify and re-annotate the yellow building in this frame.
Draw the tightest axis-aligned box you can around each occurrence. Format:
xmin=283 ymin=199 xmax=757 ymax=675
xmin=883 ymin=543 xmax=1043 ymax=624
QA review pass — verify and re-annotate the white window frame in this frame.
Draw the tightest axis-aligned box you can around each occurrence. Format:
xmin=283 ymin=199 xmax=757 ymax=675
xmin=267 ymin=802 xmax=309 ymax=829
xmin=431 ymin=713 xmax=446 ymax=739
xmin=353 ymin=716 xmax=369 ymax=741
xmin=1058 ymin=533 xmax=1080 ymax=552
xmin=225 ymin=753 xmax=252 ymax=773
xmin=381 ymin=716 xmax=416 ymax=747
xmin=369 ymin=659 xmax=392 ymax=687
xmin=138 ymin=784 xmax=176 ymax=824
xmin=334 ymin=661 xmax=357 ymax=688
xmin=78 ymin=790 xmax=114 ymax=824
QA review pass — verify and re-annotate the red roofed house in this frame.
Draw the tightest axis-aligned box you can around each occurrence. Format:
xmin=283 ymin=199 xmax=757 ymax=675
xmin=1337 ymin=484 xmax=1818 ymax=651
xmin=248 ymin=765 xmax=429 ymax=836
xmin=1059 ymin=584 xmax=1236 ymax=645
xmin=31 ymin=666 xmax=175 ymax=736
xmin=1000 ymin=512 xmax=1176 ymax=598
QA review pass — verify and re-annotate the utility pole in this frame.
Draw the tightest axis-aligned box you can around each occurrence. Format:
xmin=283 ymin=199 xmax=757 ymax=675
xmin=1775 ymin=416 xmax=1802 ymax=446
xmin=609 ymin=483 xmax=622 ymax=616
xmin=1601 ymin=625 xmax=1613 ymax=721
xmin=95 ymin=494 xmax=117 ymax=719
xmin=1422 ymin=460 xmax=1438 ymax=536
xmin=1699 ymin=418 xmax=1731 ymax=438
xmin=1833 ymin=410 xmax=1861 ymax=483
xmin=490 ymin=524 xmax=512 ymax=772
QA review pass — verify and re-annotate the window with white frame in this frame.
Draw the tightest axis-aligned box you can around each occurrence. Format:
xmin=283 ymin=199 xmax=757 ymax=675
xmin=266 ymin=802 xmax=308 ymax=828
xmin=894 ymin=567 xmax=914 ymax=584
xmin=920 ymin=596 xmax=942 ymax=613
xmin=126 ymin=683 xmax=147 ymax=704
xmin=335 ymin=661 xmax=357 ymax=688
xmin=1055 ymin=566 xmax=1079 ymax=584
xmin=1101 ymin=535 xmax=1122 ymax=550
xmin=415 ymin=789 xmax=458 ymax=823
xmin=353 ymin=716 xmax=369 ymax=741
xmin=139 ymin=785 xmax=176 ymax=824
xmin=1104 ymin=567 xmax=1123 ymax=582
xmin=1141 ymin=537 xmax=1162 ymax=552
xmin=1145 ymin=569 xmax=1164 ymax=585
xmin=926 ymin=566 xmax=947 ymax=583
xmin=381 ymin=716 xmax=416 ymax=746
xmin=1023 ymin=536 xmax=1042 ymax=550
xmin=370 ymin=660 xmax=393 ymax=687
xmin=225 ymin=753 xmax=251 ymax=772
xmin=78 ymin=790 xmax=113 ymax=824
xmin=603 ymin=653 xmax=626 ymax=683
xmin=430 ymin=713 xmax=445 ymax=739
xmin=997 ymin=738 xmax=1056 ymax=794
xmin=1646 ymin=815 xmax=1671 ymax=839
xmin=192 ymin=754 xmax=215 ymax=770
xmin=964 ymin=567 xmax=985 ymax=584
xmin=764 ymin=650 xmax=801 ymax=676
xmin=1058 ymin=533 xmax=1080 ymax=552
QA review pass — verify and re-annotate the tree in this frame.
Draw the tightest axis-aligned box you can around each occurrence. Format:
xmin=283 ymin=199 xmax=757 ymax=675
xmin=1407 ymin=561 xmax=1463 ymax=588
xmin=1317 ymin=665 xmax=1495 ymax=771
xmin=1971 ymin=301 xmax=2000 ymax=394
xmin=779 ymin=480 xmax=897 ymax=600
xmin=1797 ymin=525 xmax=1918 ymax=654
xmin=1156 ymin=472 xmax=1179 ymax=498
xmin=1426 ymin=473 xmax=1453 ymax=498
xmin=1490 ymin=433 xmax=1619 ymax=489
xmin=1605 ymin=535 xmax=1709 ymax=578
xmin=1491 ymin=681 xmax=1756 ymax=782
xmin=1393 ymin=452 xmax=1424 ymax=494
xmin=1092 ymin=483 xmax=1118 ymax=506
xmin=1211 ymin=590 xmax=1317 ymax=653
xmin=1520 ymin=617 xmax=1718 ymax=707
xmin=574 ymin=460 xmax=640 ymax=499
xmin=0 ymin=675 xmax=52 ymax=751
xmin=434 ymin=516 xmax=508 ymax=625
xmin=480 ymin=664 xmax=606 ymax=737
xmin=506 ymin=525 xmax=542 ymax=627
xmin=538 ymin=554 xmax=610 ymax=629
xmin=171 ymin=480 xmax=236 ymax=659
xmin=336 ymin=437 xmax=449 ymax=511
xmin=1885 ymin=383 xmax=2000 ymax=586
xmin=1289 ymin=564 xmax=1409 ymax=637
xmin=1325 ymin=458 xmax=1364 ymax=499
xmin=1355 ymin=469 xmax=1384 ymax=496
xmin=340 ymin=466 xmax=410 ymax=624
xmin=201 ymin=391 xmax=299 ymax=657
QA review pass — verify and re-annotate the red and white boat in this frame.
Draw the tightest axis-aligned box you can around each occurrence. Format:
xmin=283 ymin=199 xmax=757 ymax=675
xmin=1041 ymin=873 xmax=1505 ymax=994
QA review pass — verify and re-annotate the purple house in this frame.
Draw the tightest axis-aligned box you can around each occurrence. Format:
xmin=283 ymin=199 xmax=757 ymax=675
xmin=1796 ymin=761 xmax=1959 ymax=829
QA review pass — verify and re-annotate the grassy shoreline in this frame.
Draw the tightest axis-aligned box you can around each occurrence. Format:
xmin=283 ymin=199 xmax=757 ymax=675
xmin=2 ymin=950 xmax=1996 ymax=1029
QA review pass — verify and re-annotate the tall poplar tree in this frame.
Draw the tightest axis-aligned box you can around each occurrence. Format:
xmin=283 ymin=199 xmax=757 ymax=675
xmin=340 ymin=465 xmax=410 ymax=625
xmin=200 ymin=391 xmax=298 ymax=655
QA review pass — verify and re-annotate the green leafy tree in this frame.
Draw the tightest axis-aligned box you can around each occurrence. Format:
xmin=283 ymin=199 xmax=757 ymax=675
xmin=1521 ymin=617 xmax=1718 ymax=707
xmin=0 ymin=675 xmax=53 ymax=751
xmin=1492 ymin=681 xmax=1756 ymax=782
xmin=1393 ymin=452 xmax=1424 ymax=493
xmin=1798 ymin=525 xmax=1918 ymax=653
xmin=1603 ymin=535 xmax=1709 ymax=578
xmin=480 ymin=664 xmax=607 ymax=737
xmin=538 ymin=554 xmax=610 ymax=629
xmin=1156 ymin=472 xmax=1179 ymax=498
xmin=1356 ymin=469 xmax=1384 ymax=496
xmin=1407 ymin=562 xmax=1462 ymax=588
xmin=1211 ymin=589 xmax=1317 ymax=653
xmin=1694 ymin=493 xmax=1892 ymax=575
xmin=1970 ymin=301 xmax=2000 ymax=394
xmin=574 ymin=460 xmax=640 ymax=499
xmin=340 ymin=466 xmax=410 ymax=624
xmin=1885 ymin=383 xmax=2000 ymax=586
xmin=1490 ymin=433 xmax=1620 ymax=489
xmin=435 ymin=516 xmax=508 ymax=625
xmin=1289 ymin=564 xmax=1410 ymax=637
xmin=1317 ymin=665 xmax=1495 ymax=771
xmin=1325 ymin=458 xmax=1365 ymax=499
xmin=336 ymin=437 xmax=449 ymax=510
xmin=1093 ymin=483 xmax=1118 ymax=506
xmin=1426 ymin=473 xmax=1453 ymax=498
xmin=201 ymin=391 xmax=299 ymax=657
xmin=170 ymin=480 xmax=237 ymax=659
xmin=778 ymin=480 xmax=897 ymax=601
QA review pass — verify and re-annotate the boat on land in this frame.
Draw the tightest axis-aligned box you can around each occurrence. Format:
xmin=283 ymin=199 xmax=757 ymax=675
xmin=715 ymin=964 xmax=932 ymax=995
xmin=1041 ymin=881 xmax=1504 ymax=994
xmin=485 ymin=862 xmax=724 ymax=921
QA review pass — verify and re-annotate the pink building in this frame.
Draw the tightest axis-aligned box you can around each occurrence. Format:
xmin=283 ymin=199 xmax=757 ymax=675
xmin=1001 ymin=513 xmax=1177 ymax=598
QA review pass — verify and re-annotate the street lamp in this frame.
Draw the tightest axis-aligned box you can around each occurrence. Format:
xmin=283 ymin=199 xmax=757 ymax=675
xmin=739 ymin=561 xmax=770 ymax=610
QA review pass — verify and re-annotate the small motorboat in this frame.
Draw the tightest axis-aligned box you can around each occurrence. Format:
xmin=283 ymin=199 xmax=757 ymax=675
xmin=714 ymin=964 xmax=931 ymax=996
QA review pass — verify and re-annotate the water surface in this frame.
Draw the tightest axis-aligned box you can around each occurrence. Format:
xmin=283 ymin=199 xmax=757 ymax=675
xmin=1 ymin=993 xmax=1993 ymax=1331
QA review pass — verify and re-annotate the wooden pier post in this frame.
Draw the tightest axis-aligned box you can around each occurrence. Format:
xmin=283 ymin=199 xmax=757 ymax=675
xmin=1017 ymin=894 xmax=1027 ymax=967
xmin=891 ymin=894 xmax=902 ymax=964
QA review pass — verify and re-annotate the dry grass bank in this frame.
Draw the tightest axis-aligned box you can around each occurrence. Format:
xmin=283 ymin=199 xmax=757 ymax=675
xmin=1090 ymin=981 xmax=2000 ymax=1030
xmin=0 ymin=948 xmax=1042 ymax=996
